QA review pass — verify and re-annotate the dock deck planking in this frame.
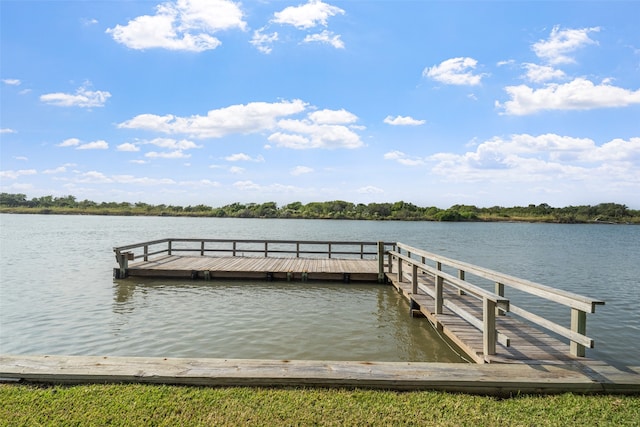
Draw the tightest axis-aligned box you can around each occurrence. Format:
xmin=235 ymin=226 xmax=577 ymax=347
xmin=127 ymin=255 xmax=380 ymax=281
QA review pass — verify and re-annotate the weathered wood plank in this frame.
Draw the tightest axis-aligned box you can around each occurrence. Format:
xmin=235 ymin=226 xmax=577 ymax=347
xmin=3 ymin=355 xmax=639 ymax=394
xmin=127 ymin=256 xmax=379 ymax=281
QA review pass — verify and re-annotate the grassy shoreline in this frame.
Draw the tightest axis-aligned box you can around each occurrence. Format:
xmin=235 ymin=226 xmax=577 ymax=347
xmin=2 ymin=384 xmax=639 ymax=426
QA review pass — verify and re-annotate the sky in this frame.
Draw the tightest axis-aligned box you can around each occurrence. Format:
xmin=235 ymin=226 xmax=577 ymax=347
xmin=1 ymin=0 xmax=639 ymax=209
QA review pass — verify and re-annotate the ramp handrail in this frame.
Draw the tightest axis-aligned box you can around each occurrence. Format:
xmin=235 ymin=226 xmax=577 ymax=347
xmin=394 ymin=242 xmax=604 ymax=358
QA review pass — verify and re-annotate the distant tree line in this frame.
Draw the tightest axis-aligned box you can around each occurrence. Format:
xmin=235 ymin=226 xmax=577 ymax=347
xmin=0 ymin=193 xmax=638 ymax=223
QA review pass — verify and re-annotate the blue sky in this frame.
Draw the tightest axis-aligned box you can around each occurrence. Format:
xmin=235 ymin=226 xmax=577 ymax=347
xmin=1 ymin=0 xmax=639 ymax=208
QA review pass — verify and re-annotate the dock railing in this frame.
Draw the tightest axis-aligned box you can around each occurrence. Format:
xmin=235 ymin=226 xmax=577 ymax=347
xmin=114 ymin=238 xmax=396 ymax=280
xmin=387 ymin=245 xmax=509 ymax=358
xmin=390 ymin=242 xmax=604 ymax=358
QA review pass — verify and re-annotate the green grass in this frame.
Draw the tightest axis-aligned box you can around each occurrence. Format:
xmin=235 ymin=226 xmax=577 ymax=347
xmin=1 ymin=384 xmax=639 ymax=426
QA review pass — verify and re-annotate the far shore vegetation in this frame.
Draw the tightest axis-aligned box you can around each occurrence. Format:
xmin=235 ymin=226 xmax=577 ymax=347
xmin=1 ymin=192 xmax=638 ymax=224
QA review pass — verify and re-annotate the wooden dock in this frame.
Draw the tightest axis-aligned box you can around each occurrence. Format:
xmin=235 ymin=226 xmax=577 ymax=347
xmin=110 ymin=238 xmax=609 ymax=366
xmin=5 ymin=237 xmax=637 ymax=394
xmin=113 ymin=239 xmax=388 ymax=282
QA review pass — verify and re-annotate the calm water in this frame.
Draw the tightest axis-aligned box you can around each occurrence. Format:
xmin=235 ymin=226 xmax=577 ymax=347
xmin=0 ymin=214 xmax=638 ymax=366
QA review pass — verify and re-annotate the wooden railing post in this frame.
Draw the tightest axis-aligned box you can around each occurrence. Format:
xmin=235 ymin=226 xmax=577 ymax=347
xmin=483 ymin=297 xmax=497 ymax=356
xmin=377 ymin=241 xmax=385 ymax=282
xmin=495 ymin=282 xmax=505 ymax=316
xmin=143 ymin=245 xmax=148 ymax=262
xmin=264 ymin=242 xmax=268 ymax=257
xmin=435 ymin=274 xmax=443 ymax=314
xmin=458 ymin=270 xmax=466 ymax=295
xmin=570 ymin=308 xmax=587 ymax=357
xmin=296 ymin=242 xmax=300 ymax=258
xmin=397 ymin=256 xmax=403 ymax=282
xmin=388 ymin=253 xmax=393 ymax=274
xmin=328 ymin=243 xmax=332 ymax=259
xmin=200 ymin=241 xmax=205 ymax=256
xmin=115 ymin=252 xmax=129 ymax=279
xmin=412 ymin=264 xmax=418 ymax=294
xmin=434 ymin=261 xmax=443 ymax=314
xmin=232 ymin=241 xmax=237 ymax=257
xmin=167 ymin=240 xmax=172 ymax=256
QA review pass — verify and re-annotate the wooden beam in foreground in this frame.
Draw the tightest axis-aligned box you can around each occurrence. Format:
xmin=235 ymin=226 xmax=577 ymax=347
xmin=2 ymin=355 xmax=639 ymax=395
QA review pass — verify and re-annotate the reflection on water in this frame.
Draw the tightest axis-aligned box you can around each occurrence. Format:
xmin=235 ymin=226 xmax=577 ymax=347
xmin=110 ymin=278 xmax=466 ymax=362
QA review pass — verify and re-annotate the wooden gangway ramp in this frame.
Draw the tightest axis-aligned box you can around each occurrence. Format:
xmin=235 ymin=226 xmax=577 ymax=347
xmin=107 ymin=238 xmax=640 ymax=393
xmin=385 ymin=243 xmax=608 ymax=365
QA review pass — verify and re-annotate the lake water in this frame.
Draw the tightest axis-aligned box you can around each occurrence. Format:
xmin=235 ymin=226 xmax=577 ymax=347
xmin=0 ymin=214 xmax=638 ymax=366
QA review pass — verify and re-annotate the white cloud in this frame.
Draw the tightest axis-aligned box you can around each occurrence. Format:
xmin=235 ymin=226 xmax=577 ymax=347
xmin=497 ymin=59 xmax=515 ymax=67
xmin=2 ymin=79 xmax=21 ymax=86
xmin=118 ymin=99 xmax=308 ymax=138
xmin=532 ymin=26 xmax=599 ymax=65
xmin=77 ymin=140 xmax=109 ymax=150
xmin=251 ymin=28 xmax=278 ymax=54
xmin=309 ymin=109 xmax=357 ymax=124
xmin=43 ymin=166 xmax=68 ymax=174
xmin=118 ymin=100 xmax=364 ymax=150
xmin=266 ymin=133 xmax=309 ymax=148
xmin=58 ymin=138 xmax=81 ymax=147
xmin=268 ymin=107 xmax=363 ymax=149
xmin=357 ymin=185 xmax=384 ymax=194
xmin=225 ymin=153 xmax=264 ymax=162
xmin=112 ymin=175 xmax=176 ymax=185
xmin=0 ymin=169 xmax=37 ymax=179
xmin=233 ymin=180 xmax=260 ymax=191
xmin=4 ymin=183 xmax=34 ymax=192
xmin=146 ymin=137 xmax=200 ymax=150
xmin=273 ymin=0 xmax=344 ymax=29
xmin=383 ymin=150 xmax=426 ymax=166
xmin=303 ymin=30 xmax=344 ymax=49
xmin=1 ymin=128 xmax=17 ymax=134
xmin=75 ymin=171 xmax=113 ymax=183
xmin=270 ymin=120 xmax=362 ymax=149
xmin=14 ymin=156 xmax=28 ymax=161
xmin=178 ymin=179 xmax=221 ymax=187
xmin=428 ymin=134 xmax=640 ymax=187
xmin=145 ymin=150 xmax=191 ymax=159
xmin=233 ymin=180 xmax=304 ymax=194
xmin=582 ymin=137 xmax=640 ymax=163
xmin=522 ymin=63 xmax=566 ymax=83
xmin=423 ymin=57 xmax=486 ymax=86
xmin=383 ymin=115 xmax=425 ymax=126
xmin=68 ymin=171 xmax=180 ymax=187
xmin=291 ymin=166 xmax=313 ymax=176
xmin=41 ymin=85 xmax=111 ymax=108
xmin=229 ymin=166 xmax=245 ymax=174
xmin=106 ymin=0 xmax=246 ymax=52
xmin=117 ymin=143 xmax=140 ymax=152
xmin=498 ymin=78 xmax=640 ymax=115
